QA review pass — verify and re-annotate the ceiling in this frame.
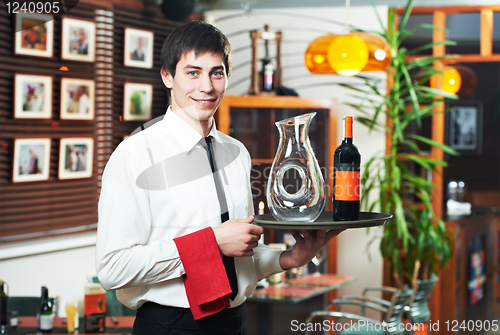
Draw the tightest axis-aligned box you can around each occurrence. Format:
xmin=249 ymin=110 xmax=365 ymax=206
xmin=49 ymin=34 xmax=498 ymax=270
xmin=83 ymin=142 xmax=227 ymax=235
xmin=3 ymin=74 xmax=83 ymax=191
xmin=195 ymin=0 xmax=500 ymax=11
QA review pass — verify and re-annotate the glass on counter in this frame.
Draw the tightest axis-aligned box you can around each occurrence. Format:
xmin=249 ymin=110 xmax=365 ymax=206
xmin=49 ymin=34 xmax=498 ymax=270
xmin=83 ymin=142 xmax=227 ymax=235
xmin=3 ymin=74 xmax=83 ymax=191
xmin=65 ymin=302 xmax=78 ymax=333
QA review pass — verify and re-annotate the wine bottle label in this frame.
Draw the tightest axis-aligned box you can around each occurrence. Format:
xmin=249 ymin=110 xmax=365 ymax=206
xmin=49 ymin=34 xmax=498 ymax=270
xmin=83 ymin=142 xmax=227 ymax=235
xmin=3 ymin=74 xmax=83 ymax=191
xmin=334 ymin=163 xmax=360 ymax=201
xmin=39 ymin=314 xmax=53 ymax=330
xmin=264 ymin=73 xmax=273 ymax=84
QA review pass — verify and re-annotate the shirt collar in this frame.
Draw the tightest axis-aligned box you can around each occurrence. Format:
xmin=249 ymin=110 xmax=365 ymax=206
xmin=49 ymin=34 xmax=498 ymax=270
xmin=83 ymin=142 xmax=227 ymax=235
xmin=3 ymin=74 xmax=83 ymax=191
xmin=207 ymin=121 xmax=223 ymax=144
xmin=163 ymin=107 xmax=223 ymax=152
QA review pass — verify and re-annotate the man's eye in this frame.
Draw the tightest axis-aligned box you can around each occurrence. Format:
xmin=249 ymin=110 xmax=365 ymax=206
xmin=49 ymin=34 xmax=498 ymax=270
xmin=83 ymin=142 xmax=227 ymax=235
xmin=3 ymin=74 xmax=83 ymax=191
xmin=213 ymin=71 xmax=224 ymax=78
xmin=187 ymin=71 xmax=198 ymax=76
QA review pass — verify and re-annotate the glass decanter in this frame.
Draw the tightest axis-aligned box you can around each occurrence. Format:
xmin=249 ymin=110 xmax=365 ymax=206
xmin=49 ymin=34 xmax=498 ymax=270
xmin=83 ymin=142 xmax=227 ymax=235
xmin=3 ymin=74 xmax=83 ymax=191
xmin=266 ymin=112 xmax=326 ymax=222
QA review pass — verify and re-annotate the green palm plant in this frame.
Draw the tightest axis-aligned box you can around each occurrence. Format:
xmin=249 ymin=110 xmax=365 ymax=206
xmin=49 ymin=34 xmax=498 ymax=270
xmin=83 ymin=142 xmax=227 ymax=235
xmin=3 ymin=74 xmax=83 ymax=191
xmin=342 ymin=0 xmax=458 ymax=288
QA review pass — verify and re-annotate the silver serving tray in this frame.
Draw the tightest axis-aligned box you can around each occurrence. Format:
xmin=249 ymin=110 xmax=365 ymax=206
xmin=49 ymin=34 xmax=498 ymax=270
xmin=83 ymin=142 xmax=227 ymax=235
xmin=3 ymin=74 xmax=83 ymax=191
xmin=254 ymin=211 xmax=392 ymax=230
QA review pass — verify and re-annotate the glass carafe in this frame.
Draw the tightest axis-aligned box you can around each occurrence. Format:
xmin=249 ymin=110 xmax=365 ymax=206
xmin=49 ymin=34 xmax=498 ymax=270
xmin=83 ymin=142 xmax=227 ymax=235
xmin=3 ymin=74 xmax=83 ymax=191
xmin=266 ymin=112 xmax=326 ymax=222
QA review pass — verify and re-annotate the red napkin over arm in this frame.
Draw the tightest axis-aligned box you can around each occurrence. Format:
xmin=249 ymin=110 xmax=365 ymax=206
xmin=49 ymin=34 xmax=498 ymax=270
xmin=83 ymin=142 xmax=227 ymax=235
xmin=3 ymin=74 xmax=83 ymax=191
xmin=174 ymin=227 xmax=232 ymax=320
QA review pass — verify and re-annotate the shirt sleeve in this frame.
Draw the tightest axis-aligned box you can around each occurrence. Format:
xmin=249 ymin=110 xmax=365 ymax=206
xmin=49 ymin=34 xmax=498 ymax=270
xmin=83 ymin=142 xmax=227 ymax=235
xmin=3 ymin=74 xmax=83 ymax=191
xmin=95 ymin=145 xmax=185 ymax=291
xmin=253 ymin=245 xmax=284 ymax=280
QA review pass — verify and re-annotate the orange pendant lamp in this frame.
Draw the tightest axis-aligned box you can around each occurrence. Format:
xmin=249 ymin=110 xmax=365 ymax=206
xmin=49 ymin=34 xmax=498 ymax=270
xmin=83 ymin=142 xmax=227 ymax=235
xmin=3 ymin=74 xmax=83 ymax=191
xmin=430 ymin=66 xmax=461 ymax=94
xmin=304 ymin=0 xmax=390 ymax=76
xmin=327 ymin=34 xmax=369 ymax=76
xmin=305 ymin=32 xmax=390 ymax=76
xmin=430 ymin=65 xmax=476 ymax=96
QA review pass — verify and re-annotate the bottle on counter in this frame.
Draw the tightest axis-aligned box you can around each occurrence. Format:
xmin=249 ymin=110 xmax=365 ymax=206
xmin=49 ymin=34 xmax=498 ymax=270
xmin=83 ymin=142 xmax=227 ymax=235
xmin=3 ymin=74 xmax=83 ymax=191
xmin=333 ymin=116 xmax=361 ymax=221
xmin=37 ymin=286 xmax=53 ymax=333
xmin=261 ymin=34 xmax=274 ymax=92
xmin=0 ymin=280 xmax=8 ymax=334
xmin=262 ymin=58 xmax=274 ymax=92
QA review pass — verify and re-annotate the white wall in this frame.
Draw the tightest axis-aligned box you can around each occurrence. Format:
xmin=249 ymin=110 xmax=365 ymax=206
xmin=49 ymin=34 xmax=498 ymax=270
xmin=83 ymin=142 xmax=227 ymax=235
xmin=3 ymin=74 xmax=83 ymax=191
xmin=0 ymin=233 xmax=97 ymax=317
xmin=205 ymin=5 xmax=387 ymax=303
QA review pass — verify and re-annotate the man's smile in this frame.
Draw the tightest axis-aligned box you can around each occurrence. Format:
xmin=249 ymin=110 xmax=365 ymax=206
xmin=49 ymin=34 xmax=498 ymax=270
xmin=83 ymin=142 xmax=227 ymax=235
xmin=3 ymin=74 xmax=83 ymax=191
xmin=192 ymin=98 xmax=216 ymax=102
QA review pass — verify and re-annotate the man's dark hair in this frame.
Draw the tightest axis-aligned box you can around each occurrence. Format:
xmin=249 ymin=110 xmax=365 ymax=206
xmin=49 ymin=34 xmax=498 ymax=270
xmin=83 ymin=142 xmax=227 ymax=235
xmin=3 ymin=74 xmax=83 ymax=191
xmin=160 ymin=21 xmax=232 ymax=77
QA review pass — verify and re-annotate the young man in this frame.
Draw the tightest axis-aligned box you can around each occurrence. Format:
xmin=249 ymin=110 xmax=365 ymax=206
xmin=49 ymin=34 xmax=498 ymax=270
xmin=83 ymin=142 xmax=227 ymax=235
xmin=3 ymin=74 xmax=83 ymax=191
xmin=96 ymin=21 xmax=341 ymax=334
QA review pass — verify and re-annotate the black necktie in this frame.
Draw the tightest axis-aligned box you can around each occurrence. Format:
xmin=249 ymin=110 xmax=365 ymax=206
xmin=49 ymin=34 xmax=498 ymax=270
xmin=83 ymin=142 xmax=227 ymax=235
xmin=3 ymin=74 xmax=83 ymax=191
xmin=204 ymin=136 xmax=238 ymax=300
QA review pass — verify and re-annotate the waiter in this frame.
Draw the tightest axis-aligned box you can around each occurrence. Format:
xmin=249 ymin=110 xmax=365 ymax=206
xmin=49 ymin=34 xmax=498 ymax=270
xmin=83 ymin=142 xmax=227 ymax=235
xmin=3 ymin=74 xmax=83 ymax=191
xmin=95 ymin=20 xmax=342 ymax=335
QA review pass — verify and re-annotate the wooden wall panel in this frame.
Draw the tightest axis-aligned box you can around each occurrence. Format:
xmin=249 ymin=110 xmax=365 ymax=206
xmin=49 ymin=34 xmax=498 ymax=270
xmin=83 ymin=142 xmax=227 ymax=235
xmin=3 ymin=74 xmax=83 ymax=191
xmin=0 ymin=2 xmax=101 ymax=241
xmin=0 ymin=2 xmax=178 ymax=242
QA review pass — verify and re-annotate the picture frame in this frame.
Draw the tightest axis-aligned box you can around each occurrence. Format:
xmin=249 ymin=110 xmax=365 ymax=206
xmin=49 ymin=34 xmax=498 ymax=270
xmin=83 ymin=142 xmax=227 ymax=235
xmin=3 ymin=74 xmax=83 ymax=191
xmin=60 ymin=78 xmax=95 ymax=120
xmin=58 ymin=137 xmax=94 ymax=180
xmin=124 ymin=28 xmax=154 ymax=69
xmin=61 ymin=17 xmax=96 ymax=62
xmin=14 ymin=12 xmax=54 ymax=58
xmin=123 ymin=83 xmax=153 ymax=121
xmin=14 ymin=73 xmax=52 ymax=119
xmin=12 ymin=138 xmax=51 ymax=183
xmin=447 ymin=101 xmax=483 ymax=155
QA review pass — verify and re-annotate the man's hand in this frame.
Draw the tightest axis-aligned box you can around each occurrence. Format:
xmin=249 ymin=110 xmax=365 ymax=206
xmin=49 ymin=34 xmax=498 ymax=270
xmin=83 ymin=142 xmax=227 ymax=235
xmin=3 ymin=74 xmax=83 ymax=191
xmin=212 ymin=216 xmax=263 ymax=257
xmin=279 ymin=229 xmax=344 ymax=270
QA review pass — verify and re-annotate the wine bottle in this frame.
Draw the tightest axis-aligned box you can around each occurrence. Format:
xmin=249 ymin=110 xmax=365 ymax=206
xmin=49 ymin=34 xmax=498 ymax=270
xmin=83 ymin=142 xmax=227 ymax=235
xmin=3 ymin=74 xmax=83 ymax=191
xmin=0 ymin=281 xmax=7 ymax=328
xmin=262 ymin=59 xmax=274 ymax=92
xmin=37 ymin=286 xmax=53 ymax=333
xmin=261 ymin=34 xmax=274 ymax=92
xmin=333 ymin=116 xmax=361 ymax=221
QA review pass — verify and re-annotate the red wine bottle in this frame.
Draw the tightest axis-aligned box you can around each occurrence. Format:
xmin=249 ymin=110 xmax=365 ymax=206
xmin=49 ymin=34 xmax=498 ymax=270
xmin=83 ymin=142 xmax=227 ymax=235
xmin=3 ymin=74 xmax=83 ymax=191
xmin=333 ymin=116 xmax=360 ymax=221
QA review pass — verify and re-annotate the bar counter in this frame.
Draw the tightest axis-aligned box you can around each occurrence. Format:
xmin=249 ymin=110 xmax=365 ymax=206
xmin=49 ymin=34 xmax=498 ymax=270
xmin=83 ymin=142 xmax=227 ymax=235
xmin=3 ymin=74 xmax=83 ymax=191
xmin=10 ymin=316 xmax=134 ymax=335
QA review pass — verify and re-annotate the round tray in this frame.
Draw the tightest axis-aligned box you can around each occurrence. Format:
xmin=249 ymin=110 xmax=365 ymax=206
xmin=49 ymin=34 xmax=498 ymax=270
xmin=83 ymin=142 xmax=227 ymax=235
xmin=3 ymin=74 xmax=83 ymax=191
xmin=254 ymin=211 xmax=392 ymax=230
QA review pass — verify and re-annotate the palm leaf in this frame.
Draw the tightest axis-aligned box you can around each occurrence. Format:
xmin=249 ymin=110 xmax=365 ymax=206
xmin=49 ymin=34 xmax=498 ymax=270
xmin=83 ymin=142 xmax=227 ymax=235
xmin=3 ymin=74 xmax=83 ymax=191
xmin=406 ymin=40 xmax=457 ymax=55
xmin=409 ymin=134 xmax=459 ymax=155
xmin=416 ymin=85 xmax=460 ymax=100
xmin=400 ymin=66 xmax=422 ymax=126
xmin=398 ymin=0 xmax=415 ymax=32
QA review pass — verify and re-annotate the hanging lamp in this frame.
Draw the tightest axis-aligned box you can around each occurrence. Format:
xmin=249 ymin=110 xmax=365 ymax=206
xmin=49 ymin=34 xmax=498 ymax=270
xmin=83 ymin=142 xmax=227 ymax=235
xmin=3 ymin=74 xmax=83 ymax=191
xmin=305 ymin=32 xmax=389 ymax=75
xmin=327 ymin=34 xmax=368 ymax=76
xmin=429 ymin=65 xmax=478 ymax=96
xmin=304 ymin=0 xmax=390 ymax=76
xmin=430 ymin=66 xmax=462 ymax=94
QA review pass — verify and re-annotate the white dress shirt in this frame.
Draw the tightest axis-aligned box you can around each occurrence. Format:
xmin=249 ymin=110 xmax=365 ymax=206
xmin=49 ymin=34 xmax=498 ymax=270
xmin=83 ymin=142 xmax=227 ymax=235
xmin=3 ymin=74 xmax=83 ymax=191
xmin=95 ymin=108 xmax=284 ymax=310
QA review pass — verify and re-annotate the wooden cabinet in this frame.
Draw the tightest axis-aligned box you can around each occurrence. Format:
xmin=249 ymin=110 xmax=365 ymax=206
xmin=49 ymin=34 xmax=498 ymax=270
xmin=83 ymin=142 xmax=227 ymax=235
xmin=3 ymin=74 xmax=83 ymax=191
xmin=216 ymin=95 xmax=338 ymax=272
xmin=440 ymin=213 xmax=498 ymax=335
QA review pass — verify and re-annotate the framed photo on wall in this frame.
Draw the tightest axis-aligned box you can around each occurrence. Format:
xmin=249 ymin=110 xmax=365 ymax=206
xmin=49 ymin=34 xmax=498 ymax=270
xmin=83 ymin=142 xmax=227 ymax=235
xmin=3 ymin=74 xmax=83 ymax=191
xmin=60 ymin=78 xmax=95 ymax=120
xmin=12 ymin=138 xmax=51 ymax=183
xmin=124 ymin=28 xmax=154 ymax=69
xmin=14 ymin=12 xmax=54 ymax=58
xmin=61 ymin=17 xmax=96 ymax=62
xmin=123 ymin=83 xmax=153 ymax=121
xmin=14 ymin=74 xmax=52 ymax=119
xmin=447 ymin=101 xmax=483 ymax=155
xmin=58 ymin=137 xmax=94 ymax=180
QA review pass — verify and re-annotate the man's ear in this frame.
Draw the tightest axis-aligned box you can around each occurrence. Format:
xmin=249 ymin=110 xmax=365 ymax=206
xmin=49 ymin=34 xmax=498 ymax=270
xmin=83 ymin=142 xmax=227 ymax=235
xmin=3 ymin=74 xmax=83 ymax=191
xmin=161 ymin=68 xmax=173 ymax=89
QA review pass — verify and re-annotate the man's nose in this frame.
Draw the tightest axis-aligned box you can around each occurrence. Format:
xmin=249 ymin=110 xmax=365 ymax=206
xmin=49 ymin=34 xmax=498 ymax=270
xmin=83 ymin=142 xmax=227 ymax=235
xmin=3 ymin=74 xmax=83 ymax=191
xmin=198 ymin=74 xmax=213 ymax=92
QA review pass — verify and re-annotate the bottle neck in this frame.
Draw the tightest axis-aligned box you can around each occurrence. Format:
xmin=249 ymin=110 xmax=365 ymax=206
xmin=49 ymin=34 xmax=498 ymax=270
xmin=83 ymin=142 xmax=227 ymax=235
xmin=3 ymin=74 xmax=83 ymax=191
xmin=41 ymin=287 xmax=48 ymax=300
xmin=343 ymin=116 xmax=353 ymax=142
